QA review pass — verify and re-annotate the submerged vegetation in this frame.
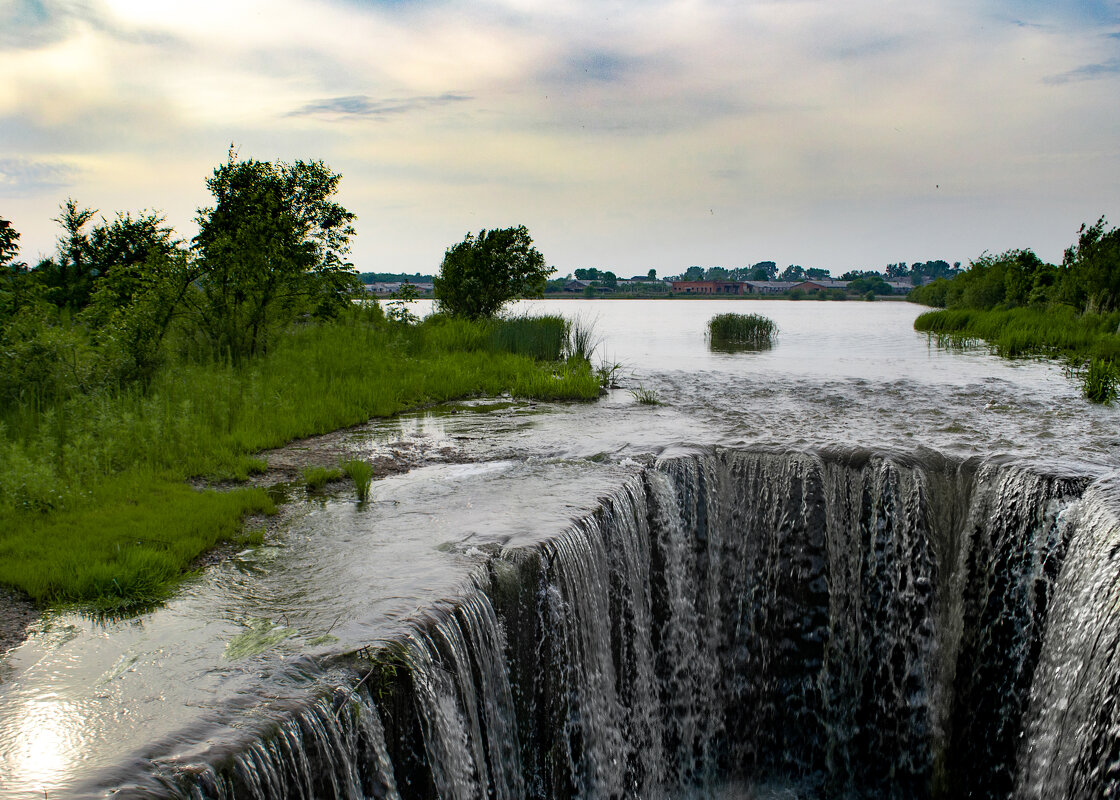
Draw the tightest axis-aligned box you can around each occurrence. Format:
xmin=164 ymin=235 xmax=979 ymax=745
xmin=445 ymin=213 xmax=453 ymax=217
xmin=707 ymin=312 xmax=778 ymax=348
xmin=0 ymin=155 xmax=599 ymax=610
xmin=910 ymin=219 xmax=1120 ymax=402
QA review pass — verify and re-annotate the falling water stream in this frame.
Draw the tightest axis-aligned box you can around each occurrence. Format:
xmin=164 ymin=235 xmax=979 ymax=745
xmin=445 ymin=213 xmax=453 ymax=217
xmin=1 ymin=300 xmax=1118 ymax=799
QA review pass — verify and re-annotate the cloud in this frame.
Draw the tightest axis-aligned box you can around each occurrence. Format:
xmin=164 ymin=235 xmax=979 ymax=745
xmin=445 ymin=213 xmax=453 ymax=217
xmin=1045 ymin=57 xmax=1120 ymax=83
xmin=0 ymin=158 xmax=77 ymax=196
xmin=0 ymin=0 xmax=179 ymax=51
xmin=287 ymin=93 xmax=473 ymax=119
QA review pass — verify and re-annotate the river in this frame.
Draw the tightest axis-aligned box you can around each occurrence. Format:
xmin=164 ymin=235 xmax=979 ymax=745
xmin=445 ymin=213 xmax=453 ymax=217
xmin=1 ymin=299 xmax=1117 ymax=799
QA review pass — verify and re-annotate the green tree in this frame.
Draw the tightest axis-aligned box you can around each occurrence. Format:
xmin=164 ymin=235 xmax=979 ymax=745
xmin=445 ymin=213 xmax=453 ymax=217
xmin=805 ymin=267 xmax=831 ymax=280
xmin=1 ymin=216 xmax=34 ymax=320
xmin=1060 ymin=217 xmax=1120 ymax=313
xmin=780 ymin=265 xmax=806 ymax=282
xmin=433 ymin=226 xmax=550 ymax=319
xmin=647 ymin=268 xmax=657 ymax=280
xmin=192 ymin=152 xmax=358 ymax=359
xmin=683 ymin=266 xmax=705 ymax=281
xmin=750 ymin=261 xmax=777 ymax=281
xmin=38 ymin=199 xmax=96 ymax=309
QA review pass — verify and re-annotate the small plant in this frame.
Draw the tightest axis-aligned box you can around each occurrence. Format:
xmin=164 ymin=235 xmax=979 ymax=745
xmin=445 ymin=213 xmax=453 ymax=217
xmin=341 ymin=459 xmax=374 ymax=502
xmin=630 ymin=384 xmax=662 ymax=405
xmin=303 ymin=465 xmax=342 ymax=492
xmin=1083 ymin=358 xmax=1118 ymax=404
xmin=707 ymin=313 xmax=777 ymax=348
xmin=385 ymin=280 xmax=420 ymax=325
xmin=595 ymin=360 xmax=624 ymax=390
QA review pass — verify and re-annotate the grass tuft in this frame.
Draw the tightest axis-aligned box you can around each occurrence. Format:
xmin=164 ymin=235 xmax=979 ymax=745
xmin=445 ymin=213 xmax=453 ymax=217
xmin=630 ymin=385 xmax=662 ymax=405
xmin=1083 ymin=358 xmax=1119 ymax=404
xmin=341 ymin=459 xmax=375 ymax=503
xmin=303 ymin=466 xmax=343 ymax=492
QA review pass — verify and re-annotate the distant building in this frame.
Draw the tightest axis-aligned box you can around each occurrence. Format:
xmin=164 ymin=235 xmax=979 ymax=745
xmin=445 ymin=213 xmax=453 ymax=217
xmin=791 ymin=280 xmax=850 ymax=293
xmin=670 ymin=280 xmax=746 ymax=295
xmin=366 ymin=282 xmax=434 ymax=296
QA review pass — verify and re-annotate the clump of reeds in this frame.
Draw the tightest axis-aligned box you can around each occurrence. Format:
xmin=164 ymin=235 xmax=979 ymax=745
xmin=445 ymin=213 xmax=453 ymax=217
xmin=341 ymin=459 xmax=374 ymax=502
xmin=1083 ymin=358 xmax=1118 ymax=404
xmin=567 ymin=316 xmax=600 ymax=362
xmin=490 ymin=314 xmax=568 ymax=361
xmin=303 ymin=466 xmax=342 ymax=492
xmin=707 ymin=313 xmax=777 ymax=348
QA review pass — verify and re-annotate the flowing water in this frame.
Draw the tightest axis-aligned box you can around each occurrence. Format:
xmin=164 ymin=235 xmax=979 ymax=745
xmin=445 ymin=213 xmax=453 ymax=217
xmin=2 ymin=299 xmax=1118 ymax=799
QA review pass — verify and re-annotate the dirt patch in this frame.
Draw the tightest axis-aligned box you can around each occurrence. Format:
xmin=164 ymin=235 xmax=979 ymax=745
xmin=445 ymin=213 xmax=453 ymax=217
xmin=0 ymin=587 xmax=39 ymax=657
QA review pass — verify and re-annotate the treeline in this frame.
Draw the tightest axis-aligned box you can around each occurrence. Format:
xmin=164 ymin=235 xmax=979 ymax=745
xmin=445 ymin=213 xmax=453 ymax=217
xmin=664 ymin=259 xmax=959 ymax=285
xmin=909 ymin=219 xmax=1120 ymax=313
xmin=909 ymin=218 xmax=1120 ymax=403
xmin=1 ymin=152 xmax=357 ymax=409
xmin=359 ymin=272 xmax=435 ymax=284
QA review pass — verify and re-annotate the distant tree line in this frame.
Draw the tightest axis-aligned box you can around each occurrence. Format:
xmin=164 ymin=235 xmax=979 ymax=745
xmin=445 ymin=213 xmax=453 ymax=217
xmin=359 ymin=272 xmax=435 ymax=284
xmin=909 ymin=219 xmax=1120 ymax=314
xmin=662 ymin=259 xmax=959 ymax=285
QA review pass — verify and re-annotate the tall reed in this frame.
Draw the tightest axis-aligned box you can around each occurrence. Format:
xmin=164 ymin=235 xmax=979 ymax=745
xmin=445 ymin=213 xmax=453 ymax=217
xmin=707 ymin=312 xmax=778 ymax=348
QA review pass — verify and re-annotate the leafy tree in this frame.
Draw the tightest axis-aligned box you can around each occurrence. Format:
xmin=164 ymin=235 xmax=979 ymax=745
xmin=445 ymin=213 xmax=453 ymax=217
xmin=1060 ymin=217 xmax=1120 ymax=313
xmin=683 ymin=266 xmax=705 ymax=281
xmin=647 ymin=268 xmax=657 ymax=280
xmin=601 ymin=271 xmax=618 ymax=288
xmin=805 ymin=267 xmax=831 ymax=280
xmin=1 ymin=216 xmax=35 ymax=320
xmin=574 ymin=268 xmax=601 ymax=281
xmin=780 ymin=265 xmax=806 ymax=282
xmin=433 ymin=226 xmax=550 ymax=319
xmin=847 ymin=274 xmax=893 ymax=295
xmin=192 ymin=152 xmax=358 ymax=359
xmin=37 ymin=199 xmax=96 ymax=309
xmin=0 ymin=216 xmax=23 ymax=271
xmin=705 ymin=266 xmax=730 ymax=280
xmin=750 ymin=261 xmax=777 ymax=281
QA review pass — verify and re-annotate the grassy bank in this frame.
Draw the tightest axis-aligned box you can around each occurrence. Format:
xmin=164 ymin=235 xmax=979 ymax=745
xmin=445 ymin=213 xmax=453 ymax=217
xmin=914 ymin=306 xmax=1120 ymax=399
xmin=914 ymin=306 xmax=1120 ymax=360
xmin=0 ymin=308 xmax=599 ymax=609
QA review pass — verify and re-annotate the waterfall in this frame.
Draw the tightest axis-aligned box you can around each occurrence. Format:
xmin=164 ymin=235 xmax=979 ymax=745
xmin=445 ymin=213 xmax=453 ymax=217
xmin=153 ymin=447 xmax=1118 ymax=800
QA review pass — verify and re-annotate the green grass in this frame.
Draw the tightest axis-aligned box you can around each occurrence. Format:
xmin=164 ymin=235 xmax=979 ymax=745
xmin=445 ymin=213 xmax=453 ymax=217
xmin=341 ymin=459 xmax=375 ymax=502
xmin=1083 ymin=358 xmax=1119 ymax=403
xmin=0 ymin=471 xmax=274 ymax=609
xmin=304 ymin=466 xmax=343 ymax=491
xmin=914 ymin=306 xmax=1120 ymax=402
xmin=630 ymin=385 xmax=662 ymax=405
xmin=0 ymin=309 xmax=599 ymax=607
xmin=707 ymin=312 xmax=778 ymax=349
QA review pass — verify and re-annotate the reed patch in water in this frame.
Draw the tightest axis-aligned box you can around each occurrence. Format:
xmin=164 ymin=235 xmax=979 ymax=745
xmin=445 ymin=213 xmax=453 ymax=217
xmin=707 ymin=312 xmax=778 ymax=348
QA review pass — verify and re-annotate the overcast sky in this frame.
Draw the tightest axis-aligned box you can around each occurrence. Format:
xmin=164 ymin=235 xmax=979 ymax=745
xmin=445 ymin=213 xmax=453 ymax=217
xmin=2 ymin=0 xmax=1118 ymax=277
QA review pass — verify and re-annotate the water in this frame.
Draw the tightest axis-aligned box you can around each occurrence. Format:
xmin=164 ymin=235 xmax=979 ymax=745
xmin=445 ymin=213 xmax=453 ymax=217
xmin=1 ymin=299 xmax=1118 ymax=799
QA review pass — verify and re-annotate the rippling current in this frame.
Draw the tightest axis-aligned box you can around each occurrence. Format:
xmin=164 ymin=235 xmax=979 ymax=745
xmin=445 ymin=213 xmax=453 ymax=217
xmin=1 ymin=300 xmax=1117 ymax=799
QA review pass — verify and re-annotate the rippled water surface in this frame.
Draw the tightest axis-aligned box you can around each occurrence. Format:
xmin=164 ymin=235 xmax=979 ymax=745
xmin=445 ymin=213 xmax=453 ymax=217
xmin=1 ymin=299 xmax=1116 ymax=798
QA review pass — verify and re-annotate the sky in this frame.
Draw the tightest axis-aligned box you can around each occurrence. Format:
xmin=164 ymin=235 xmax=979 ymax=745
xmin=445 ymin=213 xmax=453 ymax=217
xmin=1 ymin=0 xmax=1119 ymax=278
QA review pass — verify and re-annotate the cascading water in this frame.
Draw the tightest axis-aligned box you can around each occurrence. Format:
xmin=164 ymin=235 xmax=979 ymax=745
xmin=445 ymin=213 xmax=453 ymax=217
xmin=144 ymin=447 xmax=1117 ymax=799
